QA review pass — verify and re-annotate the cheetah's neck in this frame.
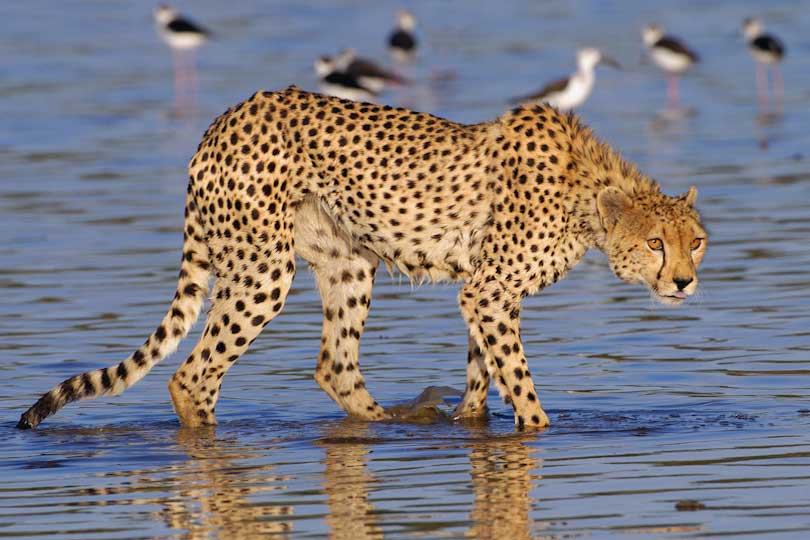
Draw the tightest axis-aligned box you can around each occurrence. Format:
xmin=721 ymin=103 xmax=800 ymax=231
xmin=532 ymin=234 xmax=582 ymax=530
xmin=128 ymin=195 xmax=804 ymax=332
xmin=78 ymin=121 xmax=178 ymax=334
xmin=566 ymin=120 xmax=661 ymax=251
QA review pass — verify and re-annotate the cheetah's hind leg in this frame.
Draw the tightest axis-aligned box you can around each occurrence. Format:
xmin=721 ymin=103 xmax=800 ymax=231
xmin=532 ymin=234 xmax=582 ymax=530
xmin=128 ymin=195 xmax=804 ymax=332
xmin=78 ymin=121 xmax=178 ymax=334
xmin=168 ymin=244 xmax=296 ymax=427
xmin=294 ymin=197 xmax=389 ymax=420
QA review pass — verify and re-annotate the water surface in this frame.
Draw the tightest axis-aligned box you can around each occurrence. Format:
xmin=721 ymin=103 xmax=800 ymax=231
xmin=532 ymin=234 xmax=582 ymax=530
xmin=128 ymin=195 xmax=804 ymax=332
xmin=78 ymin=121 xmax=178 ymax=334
xmin=2 ymin=1 xmax=810 ymax=538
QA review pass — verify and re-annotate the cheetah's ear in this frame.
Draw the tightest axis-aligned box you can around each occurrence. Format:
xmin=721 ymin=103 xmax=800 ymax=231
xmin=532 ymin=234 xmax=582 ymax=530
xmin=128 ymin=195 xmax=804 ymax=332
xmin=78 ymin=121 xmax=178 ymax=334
xmin=597 ymin=187 xmax=632 ymax=232
xmin=680 ymin=186 xmax=698 ymax=206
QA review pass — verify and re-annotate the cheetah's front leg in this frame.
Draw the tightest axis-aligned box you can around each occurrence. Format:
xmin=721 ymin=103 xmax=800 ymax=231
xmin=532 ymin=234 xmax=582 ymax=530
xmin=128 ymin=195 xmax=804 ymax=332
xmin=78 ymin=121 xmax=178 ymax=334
xmin=458 ymin=281 xmax=550 ymax=430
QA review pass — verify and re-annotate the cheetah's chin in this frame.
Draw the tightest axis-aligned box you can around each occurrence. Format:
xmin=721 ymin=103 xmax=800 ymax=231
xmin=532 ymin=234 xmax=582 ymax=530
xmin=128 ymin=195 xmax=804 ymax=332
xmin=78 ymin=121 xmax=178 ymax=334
xmin=654 ymin=292 xmax=687 ymax=306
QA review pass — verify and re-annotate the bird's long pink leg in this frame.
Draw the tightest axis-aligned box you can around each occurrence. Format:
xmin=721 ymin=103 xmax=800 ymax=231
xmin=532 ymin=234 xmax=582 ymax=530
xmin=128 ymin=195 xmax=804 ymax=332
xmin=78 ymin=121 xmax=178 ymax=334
xmin=172 ymin=48 xmax=183 ymax=114
xmin=188 ymin=50 xmax=198 ymax=113
xmin=666 ymin=73 xmax=680 ymax=109
xmin=755 ymin=61 xmax=768 ymax=111
xmin=175 ymin=50 xmax=195 ymax=116
xmin=772 ymin=63 xmax=784 ymax=114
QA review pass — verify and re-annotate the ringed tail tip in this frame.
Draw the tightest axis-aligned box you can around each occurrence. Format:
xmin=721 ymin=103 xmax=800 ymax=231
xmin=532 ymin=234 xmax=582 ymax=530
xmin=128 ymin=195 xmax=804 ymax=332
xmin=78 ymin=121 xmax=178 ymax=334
xmin=17 ymin=394 xmax=55 ymax=430
xmin=17 ymin=411 xmax=38 ymax=430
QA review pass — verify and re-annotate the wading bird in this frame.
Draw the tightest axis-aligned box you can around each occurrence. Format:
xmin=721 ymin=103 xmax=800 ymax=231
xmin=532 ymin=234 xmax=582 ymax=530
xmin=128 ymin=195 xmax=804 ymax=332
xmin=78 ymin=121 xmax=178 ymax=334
xmin=642 ymin=24 xmax=699 ymax=109
xmin=512 ymin=48 xmax=621 ymax=111
xmin=154 ymin=4 xmax=211 ymax=115
xmin=742 ymin=17 xmax=786 ymax=111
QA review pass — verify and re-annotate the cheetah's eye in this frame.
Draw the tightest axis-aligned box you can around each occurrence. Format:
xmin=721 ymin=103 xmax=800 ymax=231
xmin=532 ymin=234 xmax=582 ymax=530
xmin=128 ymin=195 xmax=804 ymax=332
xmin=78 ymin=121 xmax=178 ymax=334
xmin=690 ymin=238 xmax=703 ymax=250
xmin=647 ymin=238 xmax=663 ymax=251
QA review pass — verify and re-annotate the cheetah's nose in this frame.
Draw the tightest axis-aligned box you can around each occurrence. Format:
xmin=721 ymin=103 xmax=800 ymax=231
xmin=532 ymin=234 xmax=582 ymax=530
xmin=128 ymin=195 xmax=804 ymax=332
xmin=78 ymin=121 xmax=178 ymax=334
xmin=674 ymin=277 xmax=693 ymax=291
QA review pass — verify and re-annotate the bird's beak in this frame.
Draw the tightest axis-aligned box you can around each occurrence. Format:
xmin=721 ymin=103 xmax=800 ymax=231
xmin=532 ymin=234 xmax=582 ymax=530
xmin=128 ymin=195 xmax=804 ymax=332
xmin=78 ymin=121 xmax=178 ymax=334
xmin=600 ymin=55 xmax=623 ymax=70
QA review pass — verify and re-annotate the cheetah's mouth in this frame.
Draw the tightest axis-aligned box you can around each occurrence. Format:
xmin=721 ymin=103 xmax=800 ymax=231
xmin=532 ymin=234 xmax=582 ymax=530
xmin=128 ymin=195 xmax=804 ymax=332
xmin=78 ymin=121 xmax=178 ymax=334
xmin=651 ymin=288 xmax=688 ymax=305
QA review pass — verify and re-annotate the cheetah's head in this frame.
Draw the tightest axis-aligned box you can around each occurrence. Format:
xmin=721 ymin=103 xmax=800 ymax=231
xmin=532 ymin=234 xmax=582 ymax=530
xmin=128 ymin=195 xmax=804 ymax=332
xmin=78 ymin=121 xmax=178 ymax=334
xmin=597 ymin=186 xmax=707 ymax=305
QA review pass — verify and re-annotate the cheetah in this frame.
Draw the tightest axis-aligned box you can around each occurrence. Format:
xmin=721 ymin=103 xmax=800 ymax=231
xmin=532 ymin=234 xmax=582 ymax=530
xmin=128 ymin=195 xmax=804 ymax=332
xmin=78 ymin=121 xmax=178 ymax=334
xmin=17 ymin=87 xmax=707 ymax=430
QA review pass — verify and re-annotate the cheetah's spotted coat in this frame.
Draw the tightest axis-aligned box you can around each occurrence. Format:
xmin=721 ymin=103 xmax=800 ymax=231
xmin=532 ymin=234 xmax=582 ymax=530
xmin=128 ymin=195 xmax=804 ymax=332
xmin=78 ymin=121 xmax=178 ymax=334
xmin=18 ymin=87 xmax=707 ymax=430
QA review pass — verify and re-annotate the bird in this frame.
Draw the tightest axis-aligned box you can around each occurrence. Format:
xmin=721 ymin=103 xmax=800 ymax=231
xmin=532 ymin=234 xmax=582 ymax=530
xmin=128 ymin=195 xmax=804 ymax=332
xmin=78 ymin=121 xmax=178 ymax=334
xmin=642 ymin=24 xmax=699 ymax=109
xmin=153 ymin=4 xmax=211 ymax=115
xmin=314 ymin=56 xmax=377 ymax=103
xmin=512 ymin=48 xmax=621 ymax=111
xmin=742 ymin=17 xmax=786 ymax=111
xmin=388 ymin=10 xmax=418 ymax=62
xmin=335 ymin=49 xmax=407 ymax=93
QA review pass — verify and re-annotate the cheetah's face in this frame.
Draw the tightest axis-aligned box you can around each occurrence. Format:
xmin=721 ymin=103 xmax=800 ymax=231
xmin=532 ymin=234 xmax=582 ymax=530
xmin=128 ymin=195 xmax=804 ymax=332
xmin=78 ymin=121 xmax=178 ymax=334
xmin=597 ymin=186 xmax=706 ymax=306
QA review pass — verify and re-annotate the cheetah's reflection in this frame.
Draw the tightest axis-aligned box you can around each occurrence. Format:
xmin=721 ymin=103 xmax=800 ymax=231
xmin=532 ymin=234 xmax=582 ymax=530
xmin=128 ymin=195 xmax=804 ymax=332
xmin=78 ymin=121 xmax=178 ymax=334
xmin=318 ymin=421 xmax=541 ymax=539
xmin=64 ymin=421 xmax=541 ymax=538
xmin=465 ymin=429 xmax=541 ymax=540
xmin=157 ymin=427 xmax=294 ymax=539
xmin=318 ymin=421 xmax=384 ymax=539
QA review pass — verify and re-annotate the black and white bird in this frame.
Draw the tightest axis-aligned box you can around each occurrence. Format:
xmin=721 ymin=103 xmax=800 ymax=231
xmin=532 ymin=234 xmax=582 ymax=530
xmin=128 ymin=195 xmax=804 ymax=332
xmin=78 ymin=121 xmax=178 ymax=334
xmin=742 ymin=17 xmax=786 ymax=110
xmin=154 ymin=4 xmax=211 ymax=114
xmin=314 ymin=56 xmax=377 ymax=103
xmin=388 ymin=10 xmax=418 ymax=62
xmin=642 ymin=24 xmax=699 ymax=108
xmin=335 ymin=49 xmax=407 ymax=93
xmin=512 ymin=48 xmax=621 ymax=111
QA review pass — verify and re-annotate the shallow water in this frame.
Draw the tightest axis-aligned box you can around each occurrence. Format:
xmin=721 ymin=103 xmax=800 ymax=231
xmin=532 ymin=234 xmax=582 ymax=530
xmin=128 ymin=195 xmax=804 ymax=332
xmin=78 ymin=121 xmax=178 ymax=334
xmin=2 ymin=0 xmax=810 ymax=538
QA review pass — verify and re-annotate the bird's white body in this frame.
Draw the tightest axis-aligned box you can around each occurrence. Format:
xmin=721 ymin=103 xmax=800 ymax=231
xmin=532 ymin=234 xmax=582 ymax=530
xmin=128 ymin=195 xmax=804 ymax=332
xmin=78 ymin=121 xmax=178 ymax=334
xmin=358 ymin=78 xmax=384 ymax=93
xmin=648 ymin=47 xmax=692 ymax=74
xmin=159 ymin=30 xmax=207 ymax=50
xmin=545 ymin=69 xmax=594 ymax=110
xmin=751 ymin=48 xmax=778 ymax=65
xmin=319 ymin=83 xmax=376 ymax=102
xmin=390 ymin=48 xmax=413 ymax=64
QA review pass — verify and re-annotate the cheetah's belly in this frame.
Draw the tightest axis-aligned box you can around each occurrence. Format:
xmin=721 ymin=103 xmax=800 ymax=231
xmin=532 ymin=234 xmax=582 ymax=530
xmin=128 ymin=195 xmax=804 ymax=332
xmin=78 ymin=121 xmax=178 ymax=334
xmin=319 ymin=191 xmax=490 ymax=283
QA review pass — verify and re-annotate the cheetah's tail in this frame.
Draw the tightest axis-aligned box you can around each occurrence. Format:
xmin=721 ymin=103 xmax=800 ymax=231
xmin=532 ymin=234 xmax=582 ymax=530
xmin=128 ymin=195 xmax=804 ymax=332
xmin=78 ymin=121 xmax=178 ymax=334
xmin=17 ymin=188 xmax=211 ymax=429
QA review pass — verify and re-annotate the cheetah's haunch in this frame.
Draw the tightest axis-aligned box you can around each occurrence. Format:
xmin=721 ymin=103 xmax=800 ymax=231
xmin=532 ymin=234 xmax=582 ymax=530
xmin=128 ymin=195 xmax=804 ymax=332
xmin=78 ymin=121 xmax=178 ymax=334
xmin=18 ymin=87 xmax=706 ymax=430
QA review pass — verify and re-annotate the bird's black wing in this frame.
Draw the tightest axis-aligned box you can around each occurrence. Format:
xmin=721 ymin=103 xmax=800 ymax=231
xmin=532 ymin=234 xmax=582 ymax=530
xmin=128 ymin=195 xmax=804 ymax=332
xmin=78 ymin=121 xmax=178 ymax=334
xmin=512 ymin=76 xmax=569 ymax=103
xmin=656 ymin=36 xmax=699 ymax=62
xmin=388 ymin=30 xmax=416 ymax=51
xmin=324 ymin=72 xmax=375 ymax=92
xmin=168 ymin=17 xmax=210 ymax=36
xmin=348 ymin=58 xmax=403 ymax=83
xmin=753 ymin=34 xmax=785 ymax=58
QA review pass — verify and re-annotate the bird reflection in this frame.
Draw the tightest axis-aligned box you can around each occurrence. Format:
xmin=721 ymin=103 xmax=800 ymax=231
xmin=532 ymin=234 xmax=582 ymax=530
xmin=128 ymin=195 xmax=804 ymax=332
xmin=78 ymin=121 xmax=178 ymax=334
xmin=754 ymin=110 xmax=784 ymax=150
